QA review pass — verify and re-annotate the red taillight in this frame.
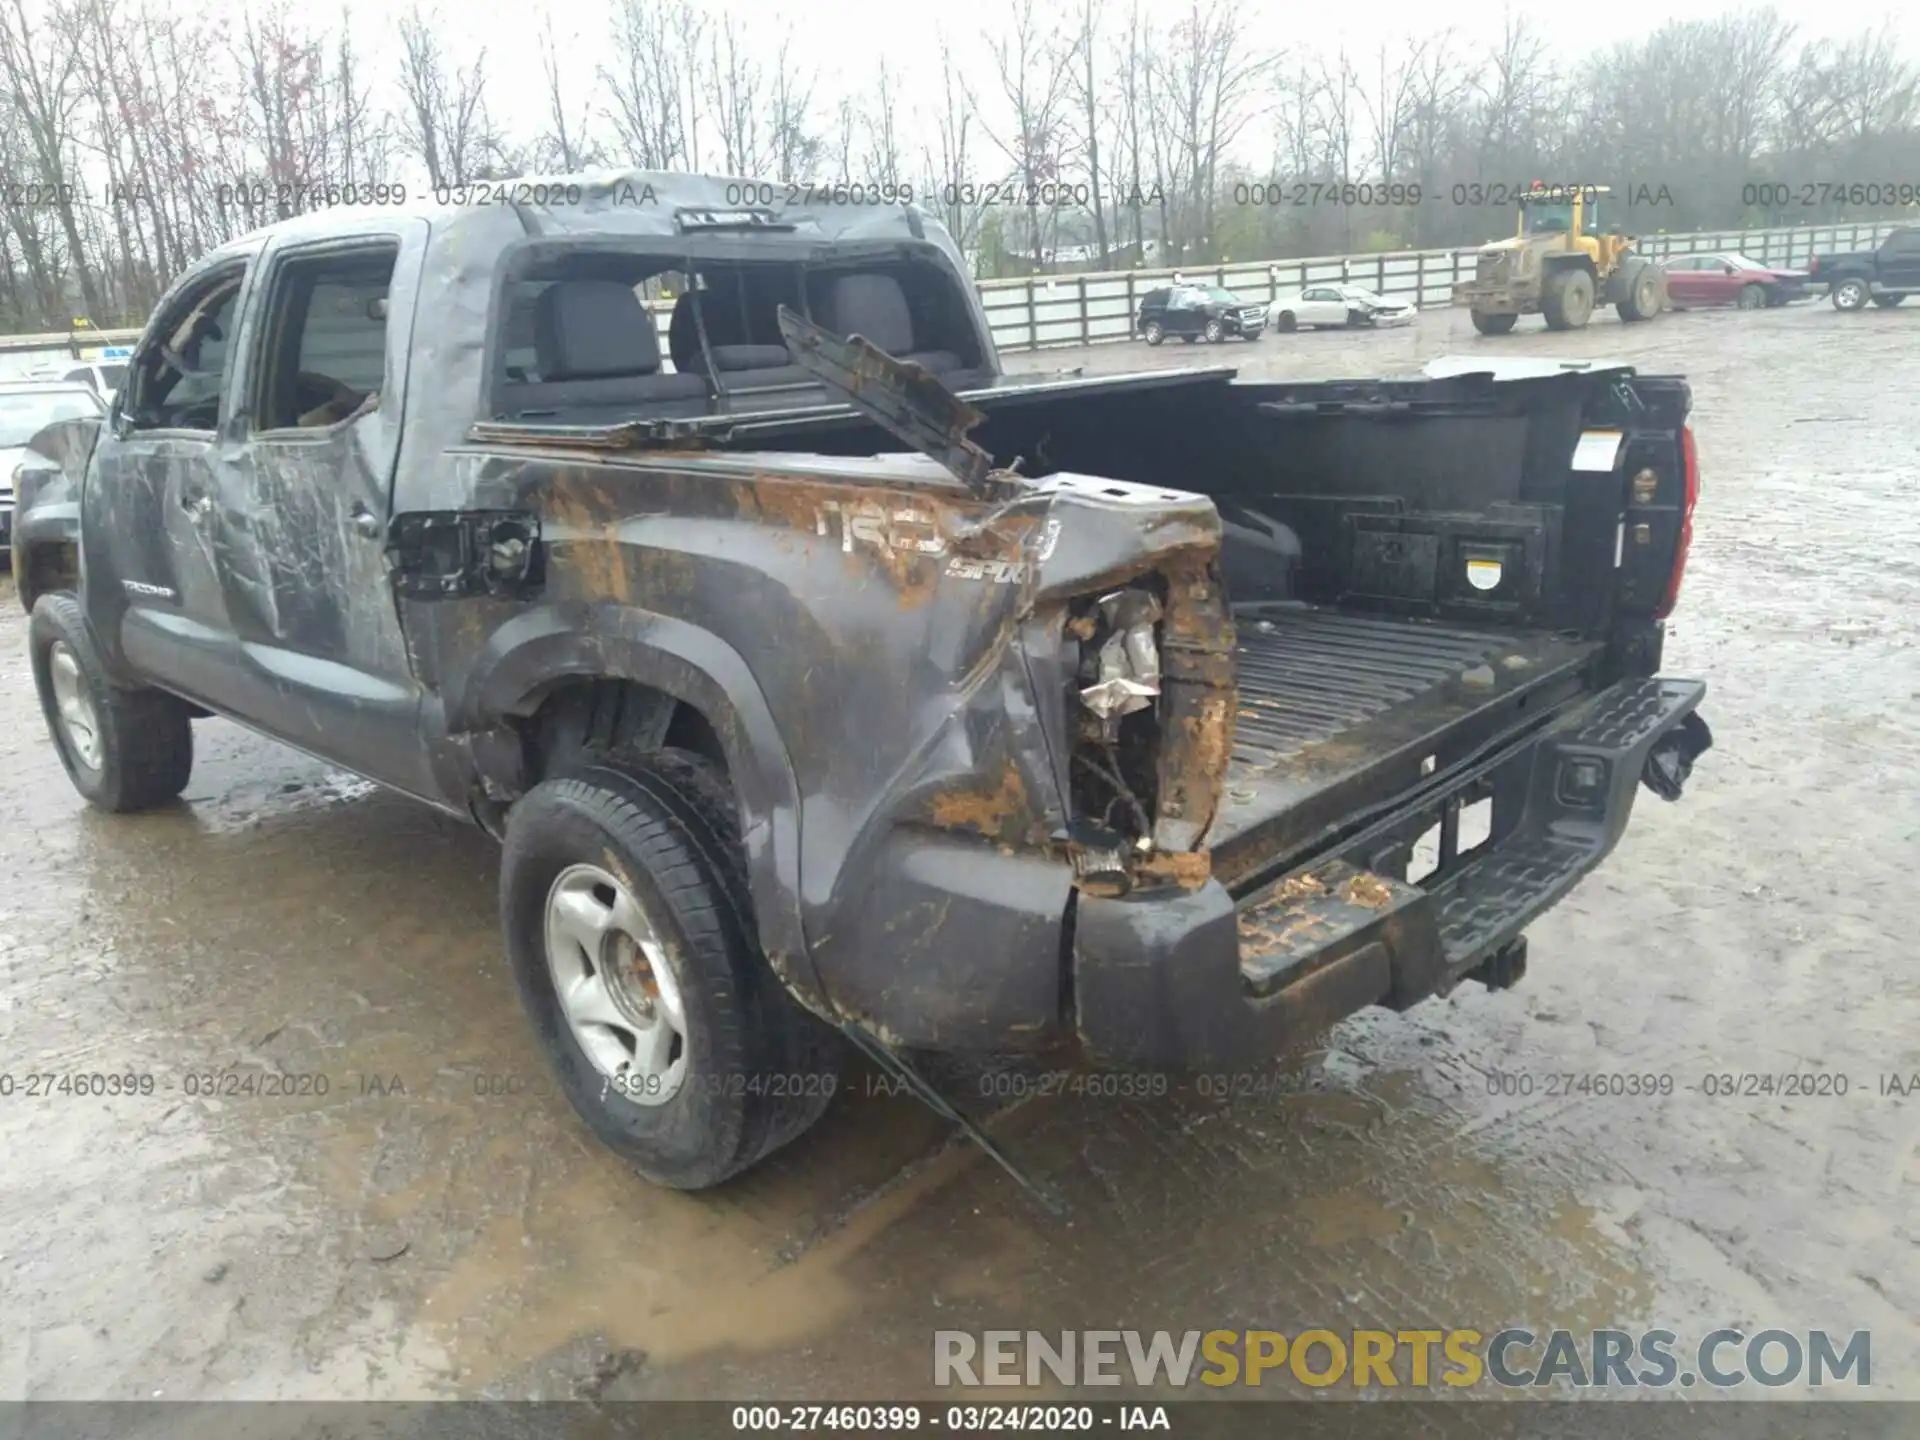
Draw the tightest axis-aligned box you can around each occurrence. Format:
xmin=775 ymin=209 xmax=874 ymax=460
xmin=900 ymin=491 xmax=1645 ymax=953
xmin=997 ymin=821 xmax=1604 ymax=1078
xmin=1656 ymin=425 xmax=1699 ymax=619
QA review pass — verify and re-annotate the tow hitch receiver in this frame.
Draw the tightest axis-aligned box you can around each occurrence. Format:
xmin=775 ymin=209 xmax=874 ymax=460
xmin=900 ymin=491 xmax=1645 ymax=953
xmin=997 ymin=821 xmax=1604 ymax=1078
xmin=1642 ymin=711 xmax=1713 ymax=801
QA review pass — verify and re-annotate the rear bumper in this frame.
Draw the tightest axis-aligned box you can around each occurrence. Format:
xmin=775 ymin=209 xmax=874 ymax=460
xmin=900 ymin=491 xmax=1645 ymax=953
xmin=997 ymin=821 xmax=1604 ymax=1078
xmin=1072 ymin=676 xmax=1710 ymax=1070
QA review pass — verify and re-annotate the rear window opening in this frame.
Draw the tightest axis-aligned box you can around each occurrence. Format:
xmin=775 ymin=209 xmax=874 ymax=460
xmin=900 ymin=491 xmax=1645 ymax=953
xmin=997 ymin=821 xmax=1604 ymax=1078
xmin=488 ymin=248 xmax=986 ymax=426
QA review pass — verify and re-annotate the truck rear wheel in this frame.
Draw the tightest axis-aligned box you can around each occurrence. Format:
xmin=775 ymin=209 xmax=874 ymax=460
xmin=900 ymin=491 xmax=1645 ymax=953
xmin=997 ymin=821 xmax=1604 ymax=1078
xmin=500 ymin=751 xmax=843 ymax=1189
xmin=1469 ymin=310 xmax=1517 ymax=335
xmin=29 ymin=592 xmax=194 ymax=812
xmin=1832 ymin=278 xmax=1870 ymax=311
xmin=1541 ymin=268 xmax=1595 ymax=330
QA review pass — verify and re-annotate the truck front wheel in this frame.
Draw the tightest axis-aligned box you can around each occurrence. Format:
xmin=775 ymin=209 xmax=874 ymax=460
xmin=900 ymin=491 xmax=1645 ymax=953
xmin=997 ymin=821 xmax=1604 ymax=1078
xmin=500 ymin=751 xmax=843 ymax=1189
xmin=29 ymin=592 xmax=194 ymax=812
xmin=1541 ymin=268 xmax=1595 ymax=330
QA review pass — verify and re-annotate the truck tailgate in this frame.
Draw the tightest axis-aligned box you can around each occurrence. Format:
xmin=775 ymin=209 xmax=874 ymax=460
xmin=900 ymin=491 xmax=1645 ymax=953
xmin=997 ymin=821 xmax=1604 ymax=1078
xmin=1208 ymin=605 xmax=1605 ymax=890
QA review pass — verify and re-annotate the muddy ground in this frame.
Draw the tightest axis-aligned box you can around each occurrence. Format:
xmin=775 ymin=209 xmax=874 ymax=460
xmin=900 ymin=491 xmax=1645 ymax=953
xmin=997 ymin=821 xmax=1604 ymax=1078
xmin=0 ymin=300 xmax=1914 ymax=1405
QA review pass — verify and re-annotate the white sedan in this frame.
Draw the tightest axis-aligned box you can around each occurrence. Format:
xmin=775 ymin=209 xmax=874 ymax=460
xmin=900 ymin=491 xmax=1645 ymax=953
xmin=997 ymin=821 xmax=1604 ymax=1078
xmin=1269 ymin=283 xmax=1417 ymax=331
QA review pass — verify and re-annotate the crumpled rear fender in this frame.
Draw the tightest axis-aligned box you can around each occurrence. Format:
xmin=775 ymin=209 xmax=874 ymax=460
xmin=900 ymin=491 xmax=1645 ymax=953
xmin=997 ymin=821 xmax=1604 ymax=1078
xmin=447 ymin=600 xmax=826 ymax=1011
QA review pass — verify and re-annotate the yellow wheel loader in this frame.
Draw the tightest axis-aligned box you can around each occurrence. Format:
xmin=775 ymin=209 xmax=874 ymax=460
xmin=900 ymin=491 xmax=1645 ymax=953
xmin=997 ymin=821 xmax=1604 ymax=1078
xmin=1452 ymin=185 xmax=1666 ymax=335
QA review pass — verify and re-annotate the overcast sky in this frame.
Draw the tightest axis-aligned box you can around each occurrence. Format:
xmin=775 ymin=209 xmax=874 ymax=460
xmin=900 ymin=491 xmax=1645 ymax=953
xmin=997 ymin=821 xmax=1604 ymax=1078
xmin=403 ymin=0 xmax=1911 ymax=180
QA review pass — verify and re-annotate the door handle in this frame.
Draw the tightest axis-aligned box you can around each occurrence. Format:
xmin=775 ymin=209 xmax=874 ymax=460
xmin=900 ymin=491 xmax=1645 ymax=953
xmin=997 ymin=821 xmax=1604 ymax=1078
xmin=350 ymin=505 xmax=384 ymax=540
xmin=179 ymin=483 xmax=211 ymax=518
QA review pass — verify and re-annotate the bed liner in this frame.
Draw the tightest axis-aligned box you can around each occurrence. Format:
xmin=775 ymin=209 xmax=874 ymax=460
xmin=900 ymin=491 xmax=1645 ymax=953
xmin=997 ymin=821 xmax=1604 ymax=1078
xmin=1209 ymin=604 xmax=1605 ymax=891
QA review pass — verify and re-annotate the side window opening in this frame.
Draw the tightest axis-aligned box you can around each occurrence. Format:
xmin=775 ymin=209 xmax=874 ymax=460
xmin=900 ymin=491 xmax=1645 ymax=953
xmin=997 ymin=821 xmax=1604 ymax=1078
xmin=256 ymin=244 xmax=399 ymax=431
xmin=127 ymin=266 xmax=246 ymax=433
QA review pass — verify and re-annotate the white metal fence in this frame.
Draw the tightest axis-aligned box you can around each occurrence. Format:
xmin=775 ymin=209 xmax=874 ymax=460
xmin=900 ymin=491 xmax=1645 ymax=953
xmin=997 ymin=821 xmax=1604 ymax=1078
xmin=974 ymin=220 xmax=1896 ymax=352
xmin=0 ymin=220 xmax=1894 ymax=379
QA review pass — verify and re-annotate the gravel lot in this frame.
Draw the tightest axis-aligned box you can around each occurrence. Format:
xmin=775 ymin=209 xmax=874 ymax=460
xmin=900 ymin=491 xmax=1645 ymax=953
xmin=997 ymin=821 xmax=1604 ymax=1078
xmin=1 ymin=298 xmax=1914 ymax=1405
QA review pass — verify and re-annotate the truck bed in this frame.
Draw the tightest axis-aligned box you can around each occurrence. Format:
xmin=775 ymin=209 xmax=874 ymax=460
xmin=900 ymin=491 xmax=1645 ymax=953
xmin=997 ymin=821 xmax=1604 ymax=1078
xmin=1208 ymin=606 xmax=1605 ymax=891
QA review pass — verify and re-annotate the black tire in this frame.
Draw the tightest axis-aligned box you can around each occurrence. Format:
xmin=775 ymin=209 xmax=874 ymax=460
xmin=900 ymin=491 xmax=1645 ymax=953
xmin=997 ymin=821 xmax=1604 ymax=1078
xmin=1736 ymin=283 xmax=1766 ymax=311
xmin=29 ymin=591 xmax=194 ymax=812
xmin=1275 ymin=310 xmax=1297 ymax=332
xmin=1614 ymin=262 xmax=1664 ymax=322
xmin=500 ymin=751 xmax=843 ymax=1190
xmin=1202 ymin=318 xmax=1224 ymax=343
xmin=1345 ymin=309 xmax=1373 ymax=328
xmin=1872 ymin=293 xmax=1906 ymax=308
xmin=1541 ymin=268 xmax=1595 ymax=330
xmin=1142 ymin=320 xmax=1164 ymax=345
xmin=1832 ymin=278 xmax=1870 ymax=311
xmin=1470 ymin=310 xmax=1517 ymax=336
xmin=1180 ymin=333 xmax=1198 ymax=343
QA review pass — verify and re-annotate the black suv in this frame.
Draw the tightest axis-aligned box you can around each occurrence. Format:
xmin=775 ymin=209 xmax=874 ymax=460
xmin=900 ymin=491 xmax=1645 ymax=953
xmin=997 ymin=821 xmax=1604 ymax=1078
xmin=1136 ymin=284 xmax=1266 ymax=344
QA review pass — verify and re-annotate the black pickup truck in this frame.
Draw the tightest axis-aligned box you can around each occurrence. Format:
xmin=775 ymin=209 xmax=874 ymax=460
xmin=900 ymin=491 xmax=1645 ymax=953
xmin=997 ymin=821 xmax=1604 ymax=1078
xmin=12 ymin=172 xmax=1711 ymax=1190
xmin=1808 ymin=225 xmax=1920 ymax=310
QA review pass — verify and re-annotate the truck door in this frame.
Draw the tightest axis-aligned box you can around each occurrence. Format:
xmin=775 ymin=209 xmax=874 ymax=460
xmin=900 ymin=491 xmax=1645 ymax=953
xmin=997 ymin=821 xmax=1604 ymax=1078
xmin=207 ymin=218 xmax=442 ymax=801
xmin=1880 ymin=228 xmax=1920 ymax=292
xmin=83 ymin=251 xmax=260 ymax=716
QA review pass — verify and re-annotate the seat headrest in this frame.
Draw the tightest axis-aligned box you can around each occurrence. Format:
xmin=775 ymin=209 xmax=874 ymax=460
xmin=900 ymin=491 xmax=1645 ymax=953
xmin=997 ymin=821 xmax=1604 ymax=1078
xmin=824 ymin=273 xmax=915 ymax=354
xmin=534 ymin=281 xmax=661 ymax=380
xmin=708 ymin=344 xmax=793 ymax=372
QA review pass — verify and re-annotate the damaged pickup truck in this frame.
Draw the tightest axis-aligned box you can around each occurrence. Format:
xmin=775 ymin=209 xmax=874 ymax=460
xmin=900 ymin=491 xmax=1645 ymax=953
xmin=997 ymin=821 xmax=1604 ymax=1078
xmin=13 ymin=173 xmax=1712 ymax=1190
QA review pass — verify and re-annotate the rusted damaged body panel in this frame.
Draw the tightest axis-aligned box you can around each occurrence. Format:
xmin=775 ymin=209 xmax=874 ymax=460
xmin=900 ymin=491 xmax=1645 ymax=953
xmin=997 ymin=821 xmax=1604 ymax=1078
xmin=404 ymin=444 xmax=1229 ymax=1048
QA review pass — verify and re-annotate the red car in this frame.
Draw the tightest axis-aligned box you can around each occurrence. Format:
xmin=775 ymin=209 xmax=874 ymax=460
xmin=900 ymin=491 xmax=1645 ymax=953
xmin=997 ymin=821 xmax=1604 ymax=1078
xmin=1661 ymin=252 xmax=1809 ymax=309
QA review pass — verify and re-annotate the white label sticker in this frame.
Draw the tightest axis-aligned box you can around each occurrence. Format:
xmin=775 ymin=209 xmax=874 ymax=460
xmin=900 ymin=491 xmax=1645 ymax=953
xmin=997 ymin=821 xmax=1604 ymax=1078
xmin=1466 ymin=558 xmax=1503 ymax=592
xmin=1572 ymin=430 xmax=1625 ymax=472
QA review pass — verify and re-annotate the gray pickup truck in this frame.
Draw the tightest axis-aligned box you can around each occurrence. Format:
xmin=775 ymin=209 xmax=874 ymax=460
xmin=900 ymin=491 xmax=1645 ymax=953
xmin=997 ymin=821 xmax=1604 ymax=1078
xmin=12 ymin=172 xmax=1712 ymax=1189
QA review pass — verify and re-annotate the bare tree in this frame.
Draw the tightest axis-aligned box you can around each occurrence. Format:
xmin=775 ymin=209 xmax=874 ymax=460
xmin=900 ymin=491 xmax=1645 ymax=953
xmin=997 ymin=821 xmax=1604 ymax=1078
xmin=602 ymin=0 xmax=701 ymax=170
xmin=5 ymin=0 xmax=1920 ymax=329
xmin=534 ymin=13 xmax=598 ymax=170
xmin=928 ymin=30 xmax=980 ymax=252
xmin=705 ymin=10 xmax=764 ymax=174
xmin=1111 ymin=0 xmax=1152 ymax=259
xmin=0 ymin=0 xmax=104 ymax=318
xmin=395 ymin=6 xmax=503 ymax=186
xmin=1151 ymin=0 xmax=1268 ymax=262
xmin=983 ymin=0 xmax=1073 ymax=267
xmin=859 ymin=60 xmax=904 ymax=187
xmin=1064 ymin=0 xmax=1109 ymax=263
xmin=764 ymin=32 xmax=819 ymax=182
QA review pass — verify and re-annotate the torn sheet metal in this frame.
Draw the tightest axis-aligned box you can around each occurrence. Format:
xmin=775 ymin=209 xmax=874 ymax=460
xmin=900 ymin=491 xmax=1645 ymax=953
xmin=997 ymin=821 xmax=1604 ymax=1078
xmin=1079 ymin=588 xmax=1163 ymax=719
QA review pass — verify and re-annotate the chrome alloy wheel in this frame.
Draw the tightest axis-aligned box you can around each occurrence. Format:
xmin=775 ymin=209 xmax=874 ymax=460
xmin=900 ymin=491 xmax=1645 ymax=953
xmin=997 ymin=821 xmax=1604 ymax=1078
xmin=543 ymin=863 xmax=689 ymax=1105
xmin=48 ymin=641 xmax=103 ymax=771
